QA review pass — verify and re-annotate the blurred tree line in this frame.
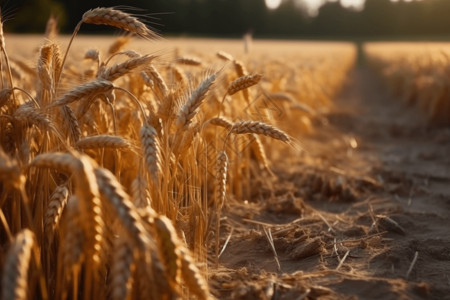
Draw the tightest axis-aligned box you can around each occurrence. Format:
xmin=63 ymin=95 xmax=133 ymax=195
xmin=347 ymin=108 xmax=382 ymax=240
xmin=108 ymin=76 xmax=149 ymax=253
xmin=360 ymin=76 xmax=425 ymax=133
xmin=3 ymin=0 xmax=450 ymax=39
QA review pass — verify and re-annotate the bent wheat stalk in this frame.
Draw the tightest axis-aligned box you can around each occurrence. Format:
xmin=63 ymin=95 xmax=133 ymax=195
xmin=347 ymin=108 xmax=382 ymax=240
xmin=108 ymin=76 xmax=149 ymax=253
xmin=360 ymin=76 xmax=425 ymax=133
xmin=57 ymin=6 xmax=159 ymax=86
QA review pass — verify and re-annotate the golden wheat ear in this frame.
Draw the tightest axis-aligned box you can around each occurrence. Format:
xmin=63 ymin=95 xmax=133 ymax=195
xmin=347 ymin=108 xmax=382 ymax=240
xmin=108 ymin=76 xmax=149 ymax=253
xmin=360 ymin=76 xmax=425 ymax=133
xmin=81 ymin=7 xmax=160 ymax=40
xmin=1 ymin=229 xmax=35 ymax=300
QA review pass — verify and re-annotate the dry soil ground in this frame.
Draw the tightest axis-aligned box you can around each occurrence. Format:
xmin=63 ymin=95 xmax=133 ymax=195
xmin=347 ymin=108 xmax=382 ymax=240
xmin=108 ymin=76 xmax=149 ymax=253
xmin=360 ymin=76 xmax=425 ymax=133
xmin=212 ymin=67 xmax=450 ymax=300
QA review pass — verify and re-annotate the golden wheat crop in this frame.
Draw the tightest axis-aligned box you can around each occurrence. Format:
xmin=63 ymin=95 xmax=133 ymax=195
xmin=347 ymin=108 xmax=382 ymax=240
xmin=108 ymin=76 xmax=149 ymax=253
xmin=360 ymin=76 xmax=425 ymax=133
xmin=365 ymin=42 xmax=450 ymax=125
xmin=0 ymin=7 xmax=356 ymax=299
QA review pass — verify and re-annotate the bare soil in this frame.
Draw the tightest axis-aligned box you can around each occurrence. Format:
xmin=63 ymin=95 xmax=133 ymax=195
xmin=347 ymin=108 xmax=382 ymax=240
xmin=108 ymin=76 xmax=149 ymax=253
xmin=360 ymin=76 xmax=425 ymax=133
xmin=212 ymin=67 xmax=450 ymax=300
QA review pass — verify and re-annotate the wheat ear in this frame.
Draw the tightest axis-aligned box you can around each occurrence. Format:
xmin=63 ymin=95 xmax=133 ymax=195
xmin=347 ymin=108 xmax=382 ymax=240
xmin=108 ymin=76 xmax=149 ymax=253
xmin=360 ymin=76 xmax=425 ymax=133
xmin=45 ymin=14 xmax=59 ymax=40
xmin=179 ymin=246 xmax=210 ymax=300
xmin=110 ymin=237 xmax=135 ymax=300
xmin=0 ymin=11 xmax=16 ymax=103
xmin=176 ymin=73 xmax=216 ymax=128
xmin=233 ymin=59 xmax=248 ymax=77
xmin=30 ymin=152 xmax=82 ymax=175
xmin=230 ymin=120 xmax=291 ymax=142
xmin=81 ymin=7 xmax=159 ymax=40
xmin=108 ymin=36 xmax=131 ymax=55
xmin=14 ymin=102 xmax=54 ymax=131
xmin=153 ymin=216 xmax=183 ymax=286
xmin=131 ymin=174 xmax=150 ymax=208
xmin=49 ymin=79 xmax=114 ymax=108
xmin=94 ymin=167 xmax=151 ymax=249
xmin=140 ymin=123 xmax=162 ymax=186
xmin=57 ymin=196 xmax=84 ymax=297
xmin=249 ymin=134 xmax=272 ymax=173
xmin=100 ymin=54 xmax=155 ymax=82
xmin=206 ymin=116 xmax=233 ymax=130
xmin=169 ymin=64 xmax=187 ymax=87
xmin=176 ymin=56 xmax=203 ymax=66
xmin=227 ymin=74 xmax=262 ymax=96
xmin=72 ymin=155 xmax=104 ymax=270
xmin=144 ymin=65 xmax=169 ymax=98
xmin=214 ymin=151 xmax=228 ymax=266
xmin=1 ymin=229 xmax=35 ymax=300
xmin=60 ymin=105 xmax=82 ymax=143
xmin=44 ymin=185 xmax=69 ymax=244
xmin=0 ymin=148 xmax=22 ymax=188
xmin=0 ymin=88 xmax=12 ymax=108
xmin=217 ymin=51 xmax=234 ymax=61
xmin=76 ymin=135 xmax=131 ymax=150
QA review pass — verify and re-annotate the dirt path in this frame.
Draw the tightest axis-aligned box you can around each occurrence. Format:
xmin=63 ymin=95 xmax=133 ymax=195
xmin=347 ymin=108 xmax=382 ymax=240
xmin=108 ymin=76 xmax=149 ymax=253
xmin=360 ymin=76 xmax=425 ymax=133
xmin=213 ymin=67 xmax=450 ymax=299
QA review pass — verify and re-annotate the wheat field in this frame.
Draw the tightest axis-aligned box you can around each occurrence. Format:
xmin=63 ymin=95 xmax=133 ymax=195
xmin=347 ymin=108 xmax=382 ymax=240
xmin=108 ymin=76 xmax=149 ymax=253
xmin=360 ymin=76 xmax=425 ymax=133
xmin=0 ymin=8 xmax=359 ymax=300
xmin=365 ymin=42 xmax=450 ymax=125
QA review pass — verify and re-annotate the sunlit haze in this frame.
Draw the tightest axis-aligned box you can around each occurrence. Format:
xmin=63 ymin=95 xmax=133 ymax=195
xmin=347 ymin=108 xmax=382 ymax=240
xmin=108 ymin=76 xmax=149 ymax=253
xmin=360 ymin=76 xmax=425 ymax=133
xmin=265 ymin=0 xmax=283 ymax=9
xmin=265 ymin=0 xmax=365 ymax=13
xmin=266 ymin=0 xmax=419 ymax=14
xmin=300 ymin=0 xmax=365 ymax=14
